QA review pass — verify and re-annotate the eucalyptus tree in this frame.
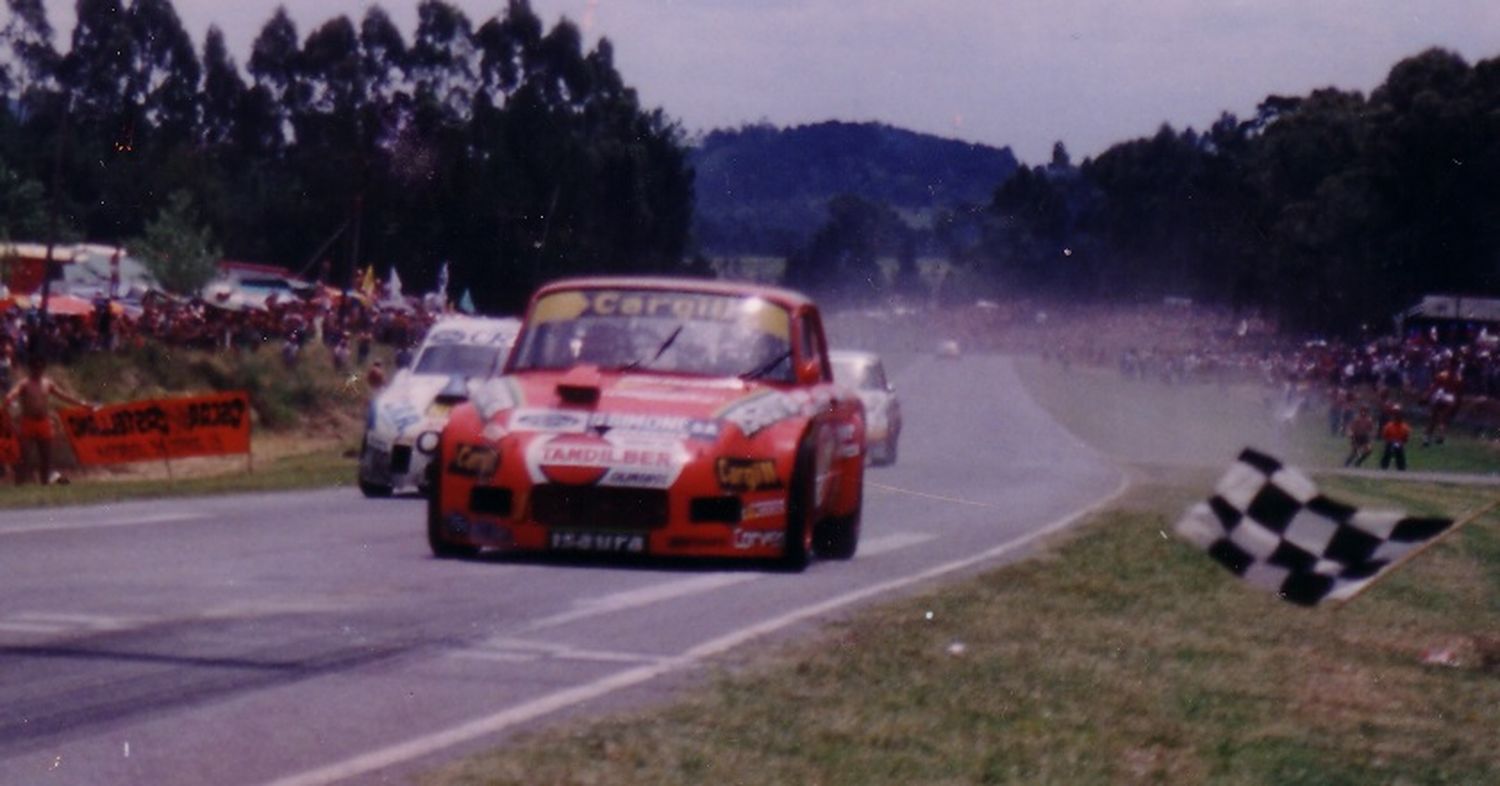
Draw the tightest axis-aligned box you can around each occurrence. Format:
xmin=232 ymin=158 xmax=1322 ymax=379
xmin=248 ymin=6 xmax=305 ymax=151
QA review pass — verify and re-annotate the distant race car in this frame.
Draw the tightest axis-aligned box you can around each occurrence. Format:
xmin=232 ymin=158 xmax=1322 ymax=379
xmin=937 ymin=339 xmax=962 ymax=358
xmin=427 ymin=277 xmax=867 ymax=569
xmin=830 ymin=350 xmax=902 ymax=466
xmin=359 ymin=315 xmax=521 ymax=497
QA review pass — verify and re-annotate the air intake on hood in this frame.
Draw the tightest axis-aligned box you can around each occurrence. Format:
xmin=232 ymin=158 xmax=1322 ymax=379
xmin=434 ymin=376 xmax=470 ymax=404
xmin=556 ymin=366 xmax=602 ymax=406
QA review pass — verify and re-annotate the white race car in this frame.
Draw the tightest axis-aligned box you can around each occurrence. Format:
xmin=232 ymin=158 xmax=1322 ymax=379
xmin=359 ymin=315 xmax=521 ymax=496
xmin=830 ymin=350 xmax=902 ymax=466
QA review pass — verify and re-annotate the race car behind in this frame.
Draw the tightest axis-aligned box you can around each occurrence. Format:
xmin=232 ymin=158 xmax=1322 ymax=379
xmin=359 ymin=315 xmax=521 ymax=497
xmin=830 ymin=350 xmax=902 ymax=465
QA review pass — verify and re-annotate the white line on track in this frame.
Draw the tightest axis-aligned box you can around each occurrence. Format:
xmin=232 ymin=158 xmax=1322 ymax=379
xmin=517 ymin=531 xmax=935 ymax=633
xmin=455 ymin=638 xmax=669 ymax=666
xmin=262 ymin=475 xmax=1129 ymax=786
xmin=0 ymin=511 xmax=206 ymax=537
xmin=866 ymin=482 xmax=1002 ymax=509
xmin=858 ymin=531 xmax=935 ymax=556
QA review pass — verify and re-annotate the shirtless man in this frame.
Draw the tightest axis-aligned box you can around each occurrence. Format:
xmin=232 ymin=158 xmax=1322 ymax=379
xmin=3 ymin=355 xmax=90 ymax=484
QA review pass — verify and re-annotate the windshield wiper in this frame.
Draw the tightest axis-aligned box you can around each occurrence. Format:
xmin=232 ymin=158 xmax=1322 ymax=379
xmin=616 ymin=325 xmax=683 ymax=372
xmin=739 ymin=350 xmax=792 ymax=381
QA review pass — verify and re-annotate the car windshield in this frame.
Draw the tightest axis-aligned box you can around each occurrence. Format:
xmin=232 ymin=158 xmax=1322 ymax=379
xmin=510 ymin=289 xmax=794 ymax=381
xmin=831 ymin=358 xmax=886 ymax=391
xmin=413 ymin=344 xmax=505 ymax=377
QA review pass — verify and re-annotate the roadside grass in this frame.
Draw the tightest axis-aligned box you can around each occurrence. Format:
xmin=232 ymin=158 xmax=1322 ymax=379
xmin=0 ymin=441 xmax=357 ymax=509
xmin=426 ymin=477 xmax=1500 ymax=786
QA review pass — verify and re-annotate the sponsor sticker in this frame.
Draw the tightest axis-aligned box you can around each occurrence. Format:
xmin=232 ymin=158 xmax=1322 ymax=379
xmin=589 ymin=411 xmax=721 ymax=440
xmin=509 ymin=408 xmax=589 ymax=433
xmin=743 ymin=498 xmax=787 ymax=521
xmin=716 ymin=458 xmax=782 ymax=492
xmin=525 ymin=432 xmax=687 ymax=488
xmin=380 ymin=401 xmax=422 ymax=434
xmin=549 ymin=531 xmax=647 ymax=553
xmin=719 ymin=391 xmax=800 ymax=437
xmin=733 ymin=529 xmax=786 ymax=550
xmin=506 ymin=408 xmax=720 ymax=440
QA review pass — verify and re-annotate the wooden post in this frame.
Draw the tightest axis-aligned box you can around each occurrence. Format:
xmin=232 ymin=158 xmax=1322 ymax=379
xmin=1337 ymin=497 xmax=1500 ymax=606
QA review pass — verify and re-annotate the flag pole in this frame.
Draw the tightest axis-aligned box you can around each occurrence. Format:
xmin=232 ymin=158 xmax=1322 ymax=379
xmin=1336 ymin=496 xmax=1500 ymax=607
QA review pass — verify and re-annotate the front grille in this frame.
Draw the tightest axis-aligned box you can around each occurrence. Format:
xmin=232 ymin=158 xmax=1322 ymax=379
xmin=470 ymin=487 xmax=514 ymax=517
xmin=530 ymin=485 xmax=669 ymax=530
xmin=690 ymin=496 xmax=741 ymax=524
xmin=390 ymin=445 xmax=413 ymax=474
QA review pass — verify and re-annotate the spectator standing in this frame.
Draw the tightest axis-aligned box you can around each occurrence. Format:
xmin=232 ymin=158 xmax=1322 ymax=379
xmin=1380 ymin=407 xmax=1411 ymax=471
xmin=3 ymin=355 xmax=91 ymax=485
xmin=332 ymin=337 xmax=350 ymax=371
xmin=1344 ymin=406 xmax=1375 ymax=467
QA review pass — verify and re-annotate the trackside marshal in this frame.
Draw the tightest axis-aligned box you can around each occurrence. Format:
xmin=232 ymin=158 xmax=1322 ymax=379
xmin=60 ymin=391 xmax=252 ymax=465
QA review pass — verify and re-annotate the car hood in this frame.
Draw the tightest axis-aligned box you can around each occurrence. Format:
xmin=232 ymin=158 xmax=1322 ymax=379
xmin=470 ymin=367 xmax=828 ymax=440
xmin=370 ymin=372 xmax=467 ymax=436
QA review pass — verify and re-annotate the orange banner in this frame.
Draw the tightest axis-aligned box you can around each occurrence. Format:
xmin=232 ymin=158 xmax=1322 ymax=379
xmin=59 ymin=391 xmax=252 ymax=466
xmin=0 ymin=410 xmax=18 ymax=465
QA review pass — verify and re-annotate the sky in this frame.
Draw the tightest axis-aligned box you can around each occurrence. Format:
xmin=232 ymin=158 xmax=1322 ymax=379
xmin=35 ymin=0 xmax=1500 ymax=163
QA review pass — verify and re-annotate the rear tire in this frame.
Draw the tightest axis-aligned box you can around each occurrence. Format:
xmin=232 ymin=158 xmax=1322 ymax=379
xmin=360 ymin=480 xmax=393 ymax=498
xmin=427 ymin=459 xmax=479 ymax=559
xmin=779 ymin=436 xmax=815 ymax=572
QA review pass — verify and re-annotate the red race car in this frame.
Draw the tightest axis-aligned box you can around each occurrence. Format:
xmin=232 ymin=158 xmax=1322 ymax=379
xmin=427 ymin=277 xmax=867 ymax=570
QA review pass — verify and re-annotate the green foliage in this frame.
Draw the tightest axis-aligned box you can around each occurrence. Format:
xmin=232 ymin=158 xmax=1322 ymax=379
xmin=0 ymin=157 xmax=46 ymax=239
xmin=983 ymin=47 xmax=1500 ymax=333
xmin=0 ymin=0 xmax=694 ymax=314
xmin=63 ymin=340 xmax=362 ymax=432
xmin=128 ymin=190 xmax=220 ymax=296
xmin=693 ymin=121 xmax=1019 ymax=255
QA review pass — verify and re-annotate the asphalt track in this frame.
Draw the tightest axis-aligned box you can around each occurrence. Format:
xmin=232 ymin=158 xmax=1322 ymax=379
xmin=0 ymin=353 xmax=1123 ymax=785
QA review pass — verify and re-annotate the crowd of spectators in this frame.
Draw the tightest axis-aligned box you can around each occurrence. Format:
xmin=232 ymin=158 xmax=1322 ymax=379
xmin=842 ymin=296 xmax=1500 ymax=446
xmin=0 ymin=292 xmax=439 ymax=393
xmin=1016 ymin=301 xmax=1500 ymax=442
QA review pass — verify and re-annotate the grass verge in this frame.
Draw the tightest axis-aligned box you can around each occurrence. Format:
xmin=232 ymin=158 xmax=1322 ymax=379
xmin=0 ymin=443 xmax=356 ymax=509
xmin=425 ymin=477 xmax=1500 ymax=786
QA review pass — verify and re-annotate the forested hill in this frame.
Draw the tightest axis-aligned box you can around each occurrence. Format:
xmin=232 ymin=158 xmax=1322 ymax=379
xmin=691 ymin=122 xmax=1019 ymax=254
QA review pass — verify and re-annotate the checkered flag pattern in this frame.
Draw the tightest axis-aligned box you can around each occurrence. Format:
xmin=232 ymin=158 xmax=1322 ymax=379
xmin=1175 ymin=448 xmax=1452 ymax=606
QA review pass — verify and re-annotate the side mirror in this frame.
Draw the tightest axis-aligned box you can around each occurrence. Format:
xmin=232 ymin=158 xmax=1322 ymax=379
xmin=796 ymin=358 xmax=822 ymax=384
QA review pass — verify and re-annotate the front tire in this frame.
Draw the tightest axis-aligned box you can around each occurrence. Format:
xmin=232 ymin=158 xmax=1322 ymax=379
xmin=360 ymin=480 xmax=393 ymax=498
xmin=780 ymin=436 xmax=815 ymax=572
xmin=815 ymin=470 xmax=862 ymax=560
xmin=427 ymin=459 xmax=479 ymax=559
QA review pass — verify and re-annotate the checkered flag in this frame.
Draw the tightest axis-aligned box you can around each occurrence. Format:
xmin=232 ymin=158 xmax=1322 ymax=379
xmin=1175 ymin=449 xmax=1452 ymax=606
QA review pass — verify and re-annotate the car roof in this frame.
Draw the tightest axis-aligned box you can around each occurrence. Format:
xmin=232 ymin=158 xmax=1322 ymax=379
xmin=429 ymin=315 xmax=521 ymax=330
xmin=532 ymin=276 xmax=815 ymax=311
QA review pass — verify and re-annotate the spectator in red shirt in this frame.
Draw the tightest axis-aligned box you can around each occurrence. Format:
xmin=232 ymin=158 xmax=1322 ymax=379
xmin=1380 ymin=407 xmax=1411 ymax=471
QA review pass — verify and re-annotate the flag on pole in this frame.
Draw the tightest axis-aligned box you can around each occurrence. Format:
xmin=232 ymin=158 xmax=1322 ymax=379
xmin=1175 ymin=448 xmax=1453 ymax=606
xmin=434 ymin=262 xmax=450 ymax=300
xmin=389 ymin=266 xmax=403 ymax=301
xmin=359 ymin=266 xmax=377 ymax=298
